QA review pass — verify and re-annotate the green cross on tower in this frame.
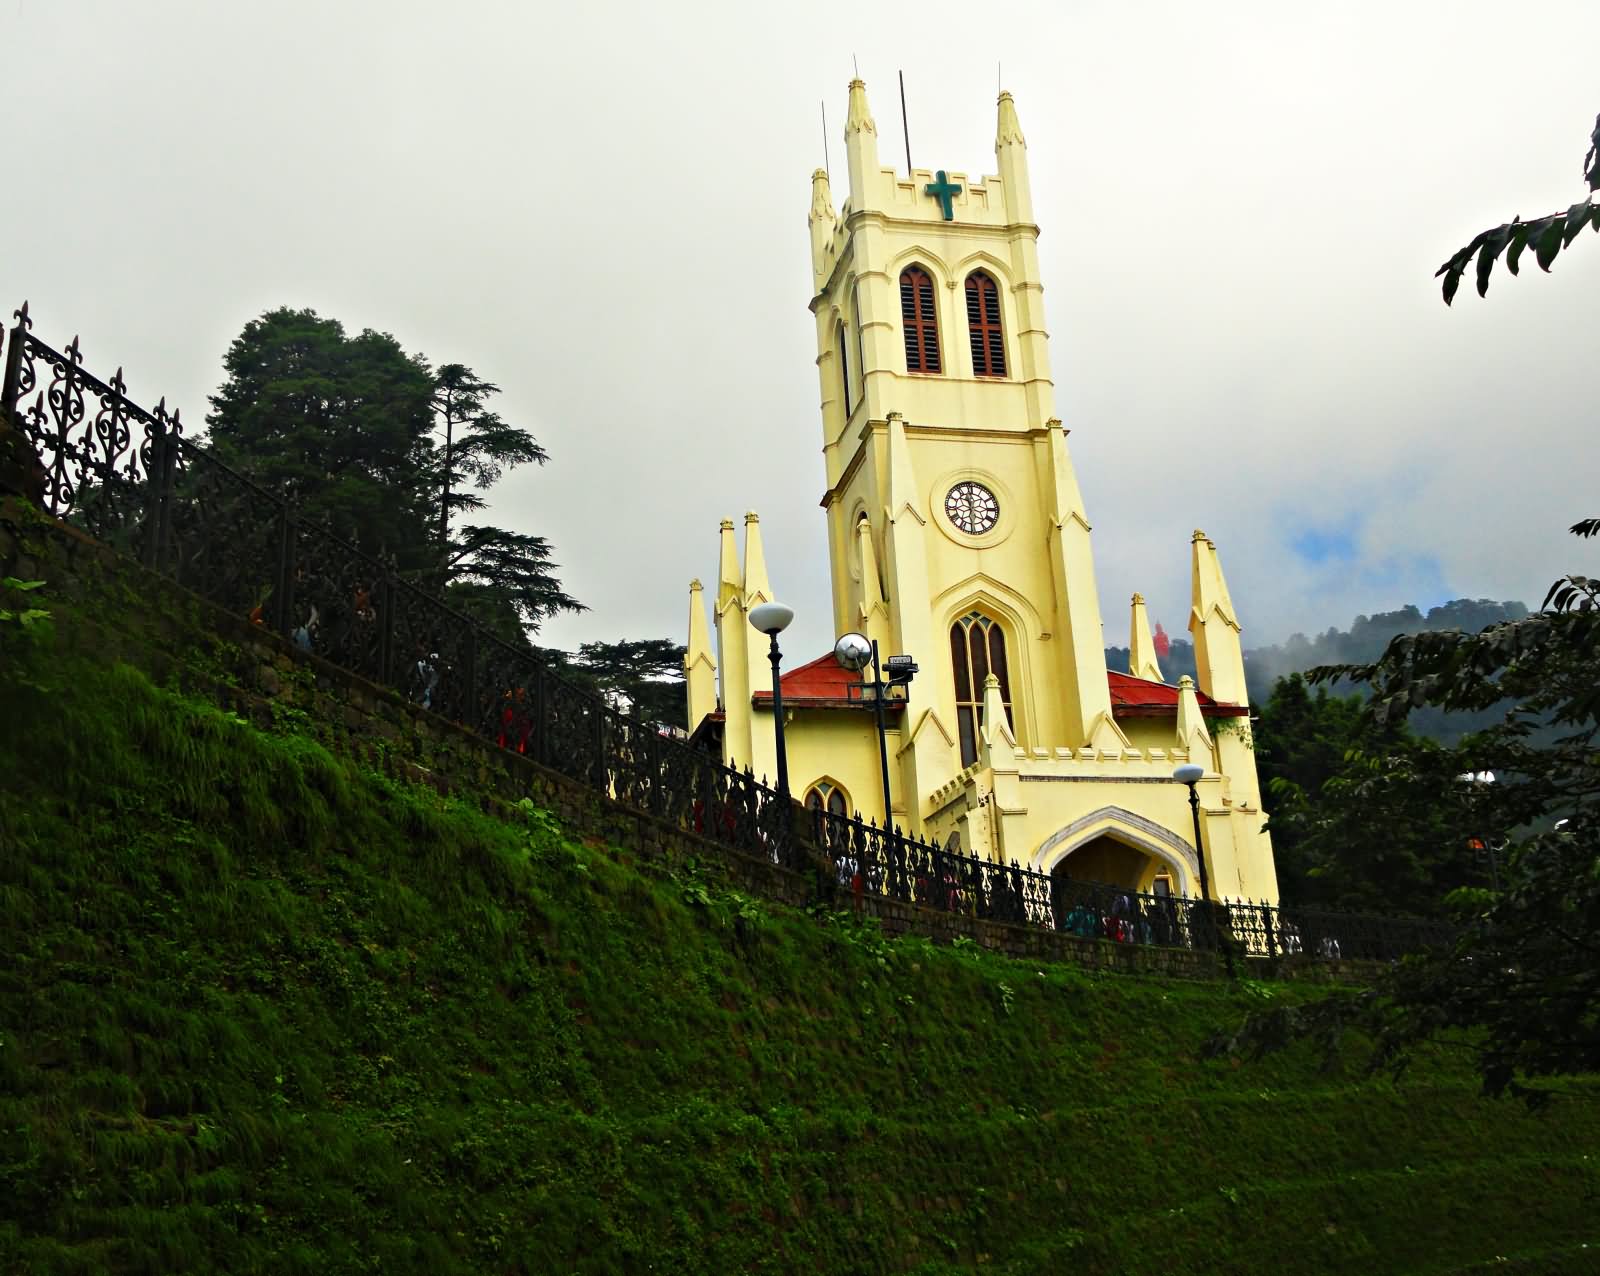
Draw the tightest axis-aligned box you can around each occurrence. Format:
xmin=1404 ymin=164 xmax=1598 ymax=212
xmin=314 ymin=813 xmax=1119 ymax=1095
xmin=924 ymin=170 xmax=962 ymax=220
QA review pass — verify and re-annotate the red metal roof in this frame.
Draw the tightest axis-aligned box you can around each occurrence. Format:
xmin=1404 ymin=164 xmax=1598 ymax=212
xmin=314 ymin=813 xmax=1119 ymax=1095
xmin=1108 ymin=670 xmax=1248 ymax=717
xmin=749 ymin=656 xmax=1244 ymax=718
xmin=751 ymin=652 xmax=904 ymax=711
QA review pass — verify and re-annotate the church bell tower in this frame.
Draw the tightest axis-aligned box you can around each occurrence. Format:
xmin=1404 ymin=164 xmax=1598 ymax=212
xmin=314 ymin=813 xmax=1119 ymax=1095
xmin=684 ymin=75 xmax=1274 ymax=899
xmin=808 ymin=80 xmax=1124 ymax=816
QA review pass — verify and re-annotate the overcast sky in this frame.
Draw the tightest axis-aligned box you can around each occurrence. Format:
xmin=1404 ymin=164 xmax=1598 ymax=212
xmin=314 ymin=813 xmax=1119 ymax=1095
xmin=4 ymin=1 xmax=1596 ymax=665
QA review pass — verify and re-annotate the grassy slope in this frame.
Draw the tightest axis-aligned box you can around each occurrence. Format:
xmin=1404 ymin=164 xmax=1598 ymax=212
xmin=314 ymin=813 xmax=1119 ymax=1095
xmin=2 ymin=636 xmax=1597 ymax=1275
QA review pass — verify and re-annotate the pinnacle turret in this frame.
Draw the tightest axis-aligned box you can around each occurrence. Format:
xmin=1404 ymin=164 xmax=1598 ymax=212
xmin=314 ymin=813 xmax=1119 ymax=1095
xmin=1175 ymin=674 xmax=1213 ymax=757
xmin=995 ymin=90 xmax=1026 ymax=149
xmin=843 ymin=78 xmax=882 ymax=212
xmin=1189 ymin=531 xmax=1247 ymax=706
xmin=685 ymin=579 xmax=716 ymax=731
xmin=717 ymin=518 xmax=740 ymax=610
xmin=742 ymin=511 xmax=771 ymax=607
xmin=844 ymin=78 xmax=876 ymax=136
xmin=1129 ymin=592 xmax=1163 ymax=683
xmin=994 ymin=89 xmax=1033 ymax=222
xmin=809 ymin=168 xmax=836 ymax=281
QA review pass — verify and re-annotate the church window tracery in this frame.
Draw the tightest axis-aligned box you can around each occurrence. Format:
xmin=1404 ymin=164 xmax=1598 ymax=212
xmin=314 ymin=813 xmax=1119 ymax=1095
xmin=964 ymin=272 xmax=1007 ymax=377
xmin=804 ymin=780 xmax=850 ymax=818
xmin=900 ymin=266 xmax=941 ymax=373
xmin=950 ymin=611 xmax=1013 ymax=767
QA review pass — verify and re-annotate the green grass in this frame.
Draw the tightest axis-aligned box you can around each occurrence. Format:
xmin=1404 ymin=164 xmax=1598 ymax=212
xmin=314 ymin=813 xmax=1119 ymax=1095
xmin=2 ymin=632 xmax=1597 ymax=1274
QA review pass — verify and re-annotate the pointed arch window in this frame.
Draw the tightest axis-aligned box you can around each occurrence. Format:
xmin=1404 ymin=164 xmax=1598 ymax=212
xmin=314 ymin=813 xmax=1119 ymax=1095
xmin=851 ymin=284 xmax=866 ymax=397
xmin=951 ymin=611 xmax=1013 ymax=767
xmin=965 ymin=272 xmax=1007 ymax=377
xmin=900 ymin=266 xmax=941 ymax=373
xmin=804 ymin=780 xmax=850 ymax=818
xmin=837 ymin=322 xmax=853 ymax=417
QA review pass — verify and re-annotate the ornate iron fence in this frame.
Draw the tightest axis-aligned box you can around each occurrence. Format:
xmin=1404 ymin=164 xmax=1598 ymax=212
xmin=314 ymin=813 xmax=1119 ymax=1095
xmin=808 ymin=808 xmax=1453 ymax=962
xmin=1041 ymin=877 xmax=1454 ymax=962
xmin=0 ymin=303 xmax=803 ymax=877
xmin=2 ymin=304 xmax=1455 ymax=971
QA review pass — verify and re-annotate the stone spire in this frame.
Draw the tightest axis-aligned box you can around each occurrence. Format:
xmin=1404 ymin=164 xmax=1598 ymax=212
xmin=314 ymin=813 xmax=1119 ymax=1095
xmin=809 ymin=167 xmax=837 ymax=282
xmin=742 ymin=511 xmax=771 ymax=607
xmin=845 ymin=77 xmax=876 ymax=137
xmin=1128 ymin=592 xmax=1163 ymax=683
xmin=740 ymin=512 xmax=777 ymax=774
xmin=717 ymin=517 xmax=741 ymax=610
xmin=995 ymin=89 xmax=1026 ymax=147
xmin=684 ymin=579 xmax=716 ymax=731
xmin=1175 ymin=674 xmax=1213 ymax=758
xmin=977 ymin=672 xmax=1017 ymax=767
xmin=715 ymin=518 xmax=752 ymax=765
xmin=844 ymin=78 xmax=882 ymax=211
xmin=993 ymin=90 xmax=1033 ymax=223
xmin=1189 ymin=529 xmax=1247 ymax=706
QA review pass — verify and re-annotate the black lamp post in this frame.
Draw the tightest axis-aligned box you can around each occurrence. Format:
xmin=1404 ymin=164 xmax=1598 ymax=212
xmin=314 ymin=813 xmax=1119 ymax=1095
xmin=1173 ymin=761 xmax=1231 ymax=973
xmin=749 ymin=601 xmax=794 ymax=801
xmin=1172 ymin=762 xmax=1213 ymax=903
xmin=834 ymin=632 xmax=917 ymax=826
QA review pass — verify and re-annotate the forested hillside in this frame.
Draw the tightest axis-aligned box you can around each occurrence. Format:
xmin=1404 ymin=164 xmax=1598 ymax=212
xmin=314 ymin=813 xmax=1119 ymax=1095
xmin=3 ymin=591 xmax=1596 ymax=1274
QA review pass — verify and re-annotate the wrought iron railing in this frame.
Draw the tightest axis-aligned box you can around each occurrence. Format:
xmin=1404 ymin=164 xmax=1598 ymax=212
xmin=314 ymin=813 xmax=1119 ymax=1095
xmin=810 ymin=809 xmax=1454 ymax=962
xmin=1 ymin=303 xmax=1454 ymax=971
xmin=1042 ymin=877 xmax=1455 ymax=962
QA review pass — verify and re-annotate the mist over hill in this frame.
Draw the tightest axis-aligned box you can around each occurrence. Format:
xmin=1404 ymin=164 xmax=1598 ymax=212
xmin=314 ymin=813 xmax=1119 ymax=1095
xmin=1106 ymin=597 xmax=1529 ymax=742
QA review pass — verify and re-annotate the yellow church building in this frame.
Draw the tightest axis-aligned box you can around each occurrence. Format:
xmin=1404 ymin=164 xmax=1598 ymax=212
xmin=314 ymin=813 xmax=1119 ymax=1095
xmin=683 ymin=79 xmax=1278 ymax=904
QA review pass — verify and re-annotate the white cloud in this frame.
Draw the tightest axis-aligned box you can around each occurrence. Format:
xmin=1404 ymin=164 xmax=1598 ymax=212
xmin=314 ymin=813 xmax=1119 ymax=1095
xmin=2 ymin=0 xmax=1594 ymax=666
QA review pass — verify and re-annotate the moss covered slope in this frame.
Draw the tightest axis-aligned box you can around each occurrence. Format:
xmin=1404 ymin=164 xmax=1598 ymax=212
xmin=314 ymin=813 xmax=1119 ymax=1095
xmin=2 ymin=642 xmax=1596 ymax=1274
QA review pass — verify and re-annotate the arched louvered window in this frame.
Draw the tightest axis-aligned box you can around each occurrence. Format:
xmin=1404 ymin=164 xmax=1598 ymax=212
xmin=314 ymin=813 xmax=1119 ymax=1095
xmin=900 ymin=266 xmax=941 ymax=373
xmin=965 ymin=272 xmax=1007 ymax=378
xmin=837 ymin=322 xmax=853 ymax=417
xmin=804 ymin=780 xmax=850 ymax=818
xmin=950 ymin=611 xmax=1013 ymax=767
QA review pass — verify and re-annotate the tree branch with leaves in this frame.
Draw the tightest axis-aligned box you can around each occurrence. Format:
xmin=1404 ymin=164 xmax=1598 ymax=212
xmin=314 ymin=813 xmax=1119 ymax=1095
xmin=430 ymin=364 xmax=549 ymax=547
xmin=1436 ymin=114 xmax=1600 ymax=303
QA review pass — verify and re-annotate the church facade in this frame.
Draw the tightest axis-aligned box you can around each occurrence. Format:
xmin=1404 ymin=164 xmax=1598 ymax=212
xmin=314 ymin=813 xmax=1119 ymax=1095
xmin=683 ymin=80 xmax=1278 ymax=903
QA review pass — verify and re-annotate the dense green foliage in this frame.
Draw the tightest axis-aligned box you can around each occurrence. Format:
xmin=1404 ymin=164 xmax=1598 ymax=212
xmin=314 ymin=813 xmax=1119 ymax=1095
xmin=427 ymin=363 xmax=579 ymax=631
xmin=540 ymin=637 xmax=687 ymax=728
xmin=1278 ymin=518 xmax=1600 ymax=1103
xmin=1253 ymin=675 xmax=1484 ymax=915
xmin=206 ymin=309 xmax=438 ymax=557
xmin=204 ymin=308 xmax=580 ymax=632
xmin=4 ymin=615 xmax=1599 ymax=1273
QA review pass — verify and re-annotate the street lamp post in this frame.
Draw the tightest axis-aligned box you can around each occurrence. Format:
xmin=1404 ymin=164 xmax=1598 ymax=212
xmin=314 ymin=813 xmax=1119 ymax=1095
xmin=749 ymin=601 xmax=795 ymax=802
xmin=1172 ymin=762 xmax=1213 ymax=903
xmin=833 ymin=632 xmax=916 ymax=828
xmin=1173 ymin=761 xmax=1231 ymax=973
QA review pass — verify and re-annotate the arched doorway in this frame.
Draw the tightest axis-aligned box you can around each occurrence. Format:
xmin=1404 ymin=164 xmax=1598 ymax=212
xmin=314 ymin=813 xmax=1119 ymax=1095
xmin=1033 ymin=806 xmax=1199 ymax=897
xmin=1051 ymin=833 xmax=1152 ymax=890
xmin=1044 ymin=831 xmax=1190 ymax=945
